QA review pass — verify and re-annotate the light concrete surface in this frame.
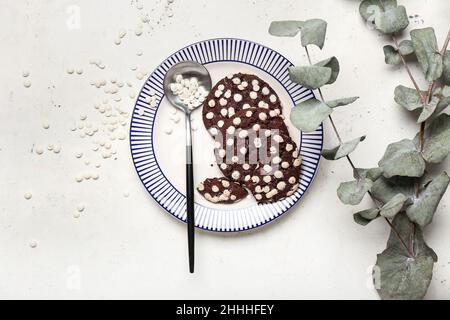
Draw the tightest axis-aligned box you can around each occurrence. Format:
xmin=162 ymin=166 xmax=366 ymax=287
xmin=0 ymin=0 xmax=449 ymax=299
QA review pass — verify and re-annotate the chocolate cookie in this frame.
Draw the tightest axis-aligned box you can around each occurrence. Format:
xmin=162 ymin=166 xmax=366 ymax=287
xmin=197 ymin=177 xmax=248 ymax=204
xmin=202 ymin=73 xmax=283 ymax=136
xmin=244 ymin=134 xmax=302 ymax=203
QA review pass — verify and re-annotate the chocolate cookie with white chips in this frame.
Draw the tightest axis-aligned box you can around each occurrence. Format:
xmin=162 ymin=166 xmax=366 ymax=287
xmin=197 ymin=177 xmax=248 ymax=204
xmin=202 ymin=73 xmax=283 ymax=136
xmin=244 ymin=134 xmax=302 ymax=204
xmin=211 ymin=108 xmax=289 ymax=181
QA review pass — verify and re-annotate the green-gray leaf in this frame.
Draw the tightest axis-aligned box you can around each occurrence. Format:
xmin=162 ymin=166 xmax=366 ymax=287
xmin=354 ymin=208 xmax=380 ymax=226
xmin=406 ymin=173 xmax=450 ymax=227
xmin=443 ymin=51 xmax=450 ymax=85
xmin=315 ymin=56 xmax=340 ymax=85
xmin=383 ymin=45 xmax=401 ymax=65
xmin=430 ymin=96 xmax=450 ymax=120
xmin=326 ymin=96 xmax=359 ymax=108
xmin=380 ymin=193 xmax=408 ymax=219
xmin=268 ymin=20 xmax=304 ymax=37
xmin=394 ymin=85 xmax=425 ymax=111
xmin=379 ymin=139 xmax=426 ymax=178
xmin=337 ymin=179 xmax=373 ymax=205
xmin=359 ymin=0 xmax=397 ymax=21
xmin=371 ymin=176 xmax=415 ymax=204
xmin=354 ymin=167 xmax=384 ymax=181
xmin=375 ymin=6 xmax=409 ymax=35
xmin=300 ymin=19 xmax=327 ymax=49
xmin=322 ymin=136 xmax=366 ymax=160
xmin=411 ymin=28 xmax=443 ymax=81
xmin=399 ymin=39 xmax=415 ymax=56
xmin=290 ymin=98 xmax=332 ymax=132
xmin=375 ymin=213 xmax=437 ymax=300
xmin=417 ymin=96 xmax=439 ymax=123
xmin=418 ymin=113 xmax=450 ymax=164
xmin=289 ymin=66 xmax=332 ymax=90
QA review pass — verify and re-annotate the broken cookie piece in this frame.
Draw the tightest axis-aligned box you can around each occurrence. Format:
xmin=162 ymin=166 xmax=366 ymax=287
xmin=197 ymin=178 xmax=248 ymax=204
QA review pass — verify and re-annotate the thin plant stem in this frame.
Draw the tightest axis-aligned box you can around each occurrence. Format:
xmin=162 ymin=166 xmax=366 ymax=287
xmin=302 ymin=45 xmax=414 ymax=258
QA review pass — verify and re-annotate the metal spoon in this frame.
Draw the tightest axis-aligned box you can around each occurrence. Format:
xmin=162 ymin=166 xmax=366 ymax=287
xmin=163 ymin=61 xmax=212 ymax=273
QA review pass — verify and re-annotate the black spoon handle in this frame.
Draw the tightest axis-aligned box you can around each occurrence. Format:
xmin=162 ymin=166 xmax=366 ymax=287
xmin=185 ymin=113 xmax=195 ymax=273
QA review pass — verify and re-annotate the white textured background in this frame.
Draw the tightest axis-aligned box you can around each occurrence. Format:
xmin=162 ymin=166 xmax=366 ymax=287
xmin=0 ymin=0 xmax=449 ymax=300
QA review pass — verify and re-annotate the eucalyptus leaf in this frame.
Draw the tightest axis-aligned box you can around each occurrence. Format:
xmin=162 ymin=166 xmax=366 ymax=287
xmin=406 ymin=173 xmax=450 ymax=227
xmin=322 ymin=136 xmax=366 ymax=160
xmin=442 ymin=86 xmax=450 ymax=97
xmin=383 ymin=45 xmax=401 ymax=65
xmin=418 ymin=113 xmax=450 ymax=164
xmin=371 ymin=176 xmax=419 ymax=204
xmin=375 ymin=6 xmax=409 ymax=35
xmin=417 ymin=96 xmax=439 ymax=123
xmin=430 ymin=96 xmax=450 ymax=120
xmin=378 ymin=139 xmax=426 ymax=178
xmin=290 ymin=98 xmax=332 ymax=132
xmin=359 ymin=0 xmax=397 ymax=21
xmin=380 ymin=193 xmax=408 ymax=219
xmin=376 ymin=214 xmax=437 ymax=300
xmin=354 ymin=208 xmax=380 ymax=226
xmin=394 ymin=85 xmax=425 ymax=111
xmin=268 ymin=20 xmax=304 ymax=37
xmin=337 ymin=179 xmax=373 ymax=205
xmin=300 ymin=19 xmax=327 ymax=49
xmin=354 ymin=167 xmax=384 ymax=181
xmin=289 ymin=66 xmax=332 ymax=90
xmin=399 ymin=39 xmax=415 ymax=56
xmin=443 ymin=51 xmax=450 ymax=85
xmin=411 ymin=28 xmax=443 ymax=81
xmin=315 ymin=56 xmax=340 ymax=85
xmin=326 ymin=96 xmax=359 ymax=108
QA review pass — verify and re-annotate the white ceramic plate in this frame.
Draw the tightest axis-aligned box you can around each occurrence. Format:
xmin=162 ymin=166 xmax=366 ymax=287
xmin=130 ymin=38 xmax=323 ymax=232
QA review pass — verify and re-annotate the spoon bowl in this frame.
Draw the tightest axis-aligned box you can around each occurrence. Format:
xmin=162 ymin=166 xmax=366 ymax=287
xmin=163 ymin=61 xmax=212 ymax=114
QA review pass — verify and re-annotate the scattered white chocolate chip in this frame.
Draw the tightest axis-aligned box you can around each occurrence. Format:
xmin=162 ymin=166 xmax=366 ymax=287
xmin=29 ymin=240 xmax=38 ymax=249
xmin=24 ymin=193 xmax=32 ymax=200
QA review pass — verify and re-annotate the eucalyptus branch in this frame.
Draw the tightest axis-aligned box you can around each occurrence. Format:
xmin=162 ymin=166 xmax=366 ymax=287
xmin=302 ymin=45 xmax=413 ymax=257
xmin=269 ymin=4 xmax=450 ymax=298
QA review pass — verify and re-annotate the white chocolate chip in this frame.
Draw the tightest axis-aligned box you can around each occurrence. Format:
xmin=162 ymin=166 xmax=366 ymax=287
xmin=274 ymin=170 xmax=283 ymax=179
xmin=289 ymin=177 xmax=297 ymax=184
xmin=263 ymin=165 xmax=272 ymax=173
xmin=249 ymin=91 xmax=257 ymax=99
xmin=222 ymin=180 xmax=230 ymax=188
xmin=273 ymin=135 xmax=284 ymax=143
xmin=24 ymin=193 xmax=32 ymax=200
xmin=266 ymin=189 xmax=278 ymax=199
xmin=206 ymin=112 xmax=214 ymax=120
xmin=286 ymin=144 xmax=294 ymax=152
xmin=272 ymin=156 xmax=282 ymax=165
xmin=293 ymin=158 xmax=301 ymax=167
xmin=233 ymin=117 xmax=242 ymax=126
xmin=208 ymin=99 xmax=216 ymax=108
xmin=277 ymin=181 xmax=287 ymax=191
xmin=255 ymin=194 xmax=263 ymax=200
xmin=220 ymin=108 xmax=228 ymax=116
xmin=269 ymin=94 xmax=277 ymax=103
xmin=281 ymin=162 xmax=290 ymax=169
xmin=232 ymin=78 xmax=241 ymax=85
xmin=219 ymin=98 xmax=228 ymax=106
xmin=238 ymin=130 xmax=248 ymax=138
xmin=231 ymin=171 xmax=240 ymax=180
xmin=262 ymin=87 xmax=270 ymax=95
xmin=243 ymin=163 xmax=250 ymax=170
xmin=263 ymin=175 xmax=272 ymax=183
xmin=212 ymin=185 xmax=219 ymax=193
xmin=252 ymin=176 xmax=260 ymax=183
xmin=258 ymin=112 xmax=268 ymax=121
xmin=243 ymin=103 xmax=251 ymax=109
xmin=234 ymin=93 xmax=243 ymax=102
